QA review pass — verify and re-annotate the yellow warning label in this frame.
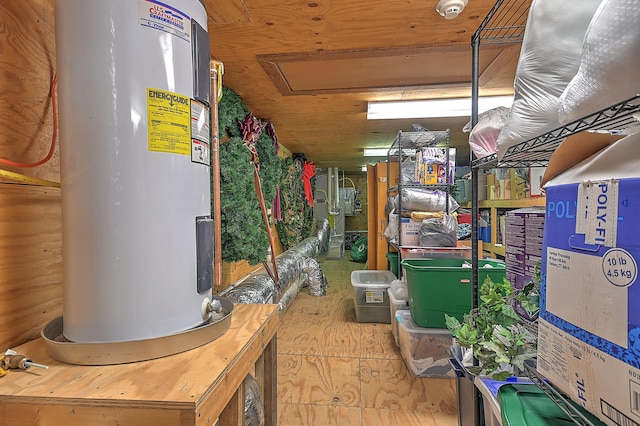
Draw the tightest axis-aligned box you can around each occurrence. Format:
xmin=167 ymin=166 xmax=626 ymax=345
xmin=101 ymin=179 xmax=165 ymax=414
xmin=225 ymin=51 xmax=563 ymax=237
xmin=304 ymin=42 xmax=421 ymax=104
xmin=147 ymin=88 xmax=191 ymax=155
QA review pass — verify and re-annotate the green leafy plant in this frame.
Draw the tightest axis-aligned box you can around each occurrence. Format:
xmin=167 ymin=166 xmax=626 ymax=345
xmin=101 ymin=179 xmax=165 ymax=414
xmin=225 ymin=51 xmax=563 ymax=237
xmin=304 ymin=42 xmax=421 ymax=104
xmin=217 ymin=87 xmax=283 ymax=265
xmin=275 ymin=157 xmax=315 ymax=249
xmin=445 ymin=264 xmax=540 ymax=380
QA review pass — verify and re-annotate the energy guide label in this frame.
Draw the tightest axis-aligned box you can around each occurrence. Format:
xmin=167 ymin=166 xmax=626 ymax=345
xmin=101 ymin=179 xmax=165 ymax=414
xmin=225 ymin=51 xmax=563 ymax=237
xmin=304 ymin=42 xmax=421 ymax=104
xmin=602 ymin=248 xmax=637 ymax=287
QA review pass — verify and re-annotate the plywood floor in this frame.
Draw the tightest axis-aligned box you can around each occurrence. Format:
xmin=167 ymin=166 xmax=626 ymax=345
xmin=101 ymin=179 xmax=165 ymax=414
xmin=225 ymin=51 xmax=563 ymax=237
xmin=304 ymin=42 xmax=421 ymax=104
xmin=277 ymin=257 xmax=459 ymax=426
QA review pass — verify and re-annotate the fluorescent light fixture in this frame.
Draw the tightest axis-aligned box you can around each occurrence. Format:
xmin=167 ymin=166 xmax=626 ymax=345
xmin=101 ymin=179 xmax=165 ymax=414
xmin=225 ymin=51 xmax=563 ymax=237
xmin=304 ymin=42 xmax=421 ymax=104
xmin=363 ymin=148 xmax=389 ymax=157
xmin=367 ymin=95 xmax=513 ymax=120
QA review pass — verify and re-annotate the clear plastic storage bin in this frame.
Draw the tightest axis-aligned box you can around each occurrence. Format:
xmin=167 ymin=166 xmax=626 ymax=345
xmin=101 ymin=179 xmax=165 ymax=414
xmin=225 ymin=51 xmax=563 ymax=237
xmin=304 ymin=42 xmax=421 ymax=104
xmin=388 ymin=286 xmax=409 ymax=347
xmin=350 ymin=270 xmax=396 ymax=323
xmin=396 ymin=310 xmax=454 ymax=377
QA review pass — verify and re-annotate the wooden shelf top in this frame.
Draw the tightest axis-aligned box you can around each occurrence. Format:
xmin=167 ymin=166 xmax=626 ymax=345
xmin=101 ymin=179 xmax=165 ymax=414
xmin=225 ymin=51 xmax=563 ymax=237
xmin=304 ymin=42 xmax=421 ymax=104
xmin=0 ymin=303 xmax=279 ymax=410
xmin=460 ymin=197 xmax=546 ymax=209
xmin=483 ymin=242 xmax=506 ymax=257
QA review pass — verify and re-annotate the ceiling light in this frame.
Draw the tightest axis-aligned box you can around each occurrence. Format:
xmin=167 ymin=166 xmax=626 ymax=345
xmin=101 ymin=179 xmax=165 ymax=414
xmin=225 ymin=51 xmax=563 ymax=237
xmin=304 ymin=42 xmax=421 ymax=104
xmin=436 ymin=0 xmax=468 ymax=19
xmin=367 ymin=95 xmax=513 ymax=120
xmin=363 ymin=148 xmax=389 ymax=157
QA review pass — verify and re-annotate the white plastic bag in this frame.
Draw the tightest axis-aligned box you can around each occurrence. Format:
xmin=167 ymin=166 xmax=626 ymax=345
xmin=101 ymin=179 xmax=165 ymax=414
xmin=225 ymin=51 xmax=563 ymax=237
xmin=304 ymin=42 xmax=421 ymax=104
xmin=495 ymin=0 xmax=602 ymax=159
xmin=384 ymin=209 xmax=399 ymax=243
xmin=558 ymin=0 xmax=640 ymax=124
xmin=463 ymin=107 xmax=510 ymax=159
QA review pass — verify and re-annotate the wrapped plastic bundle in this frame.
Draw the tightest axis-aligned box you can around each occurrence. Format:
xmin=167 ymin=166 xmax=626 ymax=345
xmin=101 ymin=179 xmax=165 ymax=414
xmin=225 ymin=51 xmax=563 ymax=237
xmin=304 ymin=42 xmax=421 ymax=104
xmin=394 ymin=187 xmax=459 ymax=213
xmin=315 ymin=219 xmax=330 ymax=255
xmin=401 ymin=158 xmax=417 ymax=185
xmin=288 ymin=237 xmax=319 ymax=259
xmin=243 ymin=374 xmax=266 ymax=426
xmin=300 ymin=257 xmax=327 ymax=296
xmin=559 ymin=0 xmax=640 ymax=124
xmin=463 ymin=107 xmax=510 ymax=159
xmin=278 ymin=276 xmax=305 ymax=314
xmin=410 ymin=211 xmax=447 ymax=221
xmin=224 ymin=274 xmax=277 ymax=305
xmin=275 ymin=251 xmax=305 ymax=292
xmin=457 ymin=223 xmax=472 ymax=240
xmin=383 ymin=209 xmax=399 ymax=243
xmin=495 ymin=0 xmax=602 ymax=159
xmin=418 ymin=214 xmax=457 ymax=247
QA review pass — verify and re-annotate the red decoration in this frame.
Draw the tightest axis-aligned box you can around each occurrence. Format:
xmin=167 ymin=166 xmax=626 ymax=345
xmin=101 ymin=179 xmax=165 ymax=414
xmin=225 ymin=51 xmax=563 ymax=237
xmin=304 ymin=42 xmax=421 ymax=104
xmin=302 ymin=161 xmax=315 ymax=207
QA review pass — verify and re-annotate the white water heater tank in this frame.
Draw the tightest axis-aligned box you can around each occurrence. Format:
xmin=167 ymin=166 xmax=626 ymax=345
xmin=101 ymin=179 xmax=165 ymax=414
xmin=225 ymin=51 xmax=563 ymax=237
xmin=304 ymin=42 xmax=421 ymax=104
xmin=55 ymin=0 xmax=214 ymax=343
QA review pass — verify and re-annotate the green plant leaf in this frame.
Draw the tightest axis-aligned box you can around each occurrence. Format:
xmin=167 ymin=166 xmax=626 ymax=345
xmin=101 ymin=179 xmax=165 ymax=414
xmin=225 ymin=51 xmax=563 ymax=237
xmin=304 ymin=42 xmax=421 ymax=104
xmin=456 ymin=324 xmax=478 ymax=346
xmin=445 ymin=314 xmax=462 ymax=336
xmin=492 ymin=370 xmax=513 ymax=381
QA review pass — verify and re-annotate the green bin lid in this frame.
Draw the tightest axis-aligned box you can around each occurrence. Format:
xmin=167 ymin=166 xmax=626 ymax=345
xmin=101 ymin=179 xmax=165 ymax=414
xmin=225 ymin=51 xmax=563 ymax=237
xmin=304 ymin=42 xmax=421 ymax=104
xmin=498 ymin=384 xmax=605 ymax=426
xmin=350 ymin=236 xmax=368 ymax=263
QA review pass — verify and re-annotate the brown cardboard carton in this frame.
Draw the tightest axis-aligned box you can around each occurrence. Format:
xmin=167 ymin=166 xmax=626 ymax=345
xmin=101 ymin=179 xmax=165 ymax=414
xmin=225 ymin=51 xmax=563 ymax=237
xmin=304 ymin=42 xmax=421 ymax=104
xmin=541 ymin=132 xmax=623 ymax=186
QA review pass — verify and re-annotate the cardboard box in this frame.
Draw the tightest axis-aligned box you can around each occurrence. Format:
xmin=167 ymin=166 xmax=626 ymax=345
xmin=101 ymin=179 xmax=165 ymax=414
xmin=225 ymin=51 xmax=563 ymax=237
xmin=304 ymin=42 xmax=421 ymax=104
xmin=510 ymin=168 xmax=529 ymax=199
xmin=529 ymin=167 xmax=547 ymax=197
xmin=505 ymin=207 xmax=545 ymax=289
xmin=373 ymin=161 xmax=399 ymax=270
xmin=400 ymin=217 xmax=421 ymax=246
xmin=477 ymin=173 xmax=488 ymax=201
xmin=505 ymin=207 xmax=545 ymax=320
xmin=538 ymin=133 xmax=640 ymax=426
xmin=541 ymin=131 xmax=623 ymax=186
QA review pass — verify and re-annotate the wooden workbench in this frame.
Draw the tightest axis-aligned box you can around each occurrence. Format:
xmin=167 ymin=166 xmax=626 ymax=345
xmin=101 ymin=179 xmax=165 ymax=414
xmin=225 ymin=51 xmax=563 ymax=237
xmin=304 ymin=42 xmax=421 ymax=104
xmin=0 ymin=303 xmax=279 ymax=426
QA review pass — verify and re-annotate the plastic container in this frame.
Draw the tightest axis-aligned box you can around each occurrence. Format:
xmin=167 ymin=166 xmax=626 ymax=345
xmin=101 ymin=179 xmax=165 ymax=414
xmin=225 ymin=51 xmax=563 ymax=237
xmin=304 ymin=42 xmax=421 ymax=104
xmin=449 ymin=354 xmax=480 ymax=426
xmin=401 ymin=259 xmax=506 ymax=328
xmin=388 ymin=287 xmax=409 ymax=347
xmin=498 ymin=383 xmax=606 ymax=426
xmin=474 ymin=376 xmax=529 ymax=426
xmin=386 ymin=251 xmax=399 ymax=277
xmin=479 ymin=226 xmax=492 ymax=243
xmin=400 ymin=246 xmax=471 ymax=260
xmin=350 ymin=270 xmax=396 ymax=323
xmin=396 ymin=311 xmax=453 ymax=378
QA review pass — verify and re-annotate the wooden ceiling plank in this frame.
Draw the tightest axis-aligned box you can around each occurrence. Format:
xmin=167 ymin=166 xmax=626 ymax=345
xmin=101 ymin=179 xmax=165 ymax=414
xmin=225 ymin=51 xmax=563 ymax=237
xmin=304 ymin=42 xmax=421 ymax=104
xmin=207 ymin=0 xmax=251 ymax=24
xmin=478 ymin=44 xmax=520 ymax=88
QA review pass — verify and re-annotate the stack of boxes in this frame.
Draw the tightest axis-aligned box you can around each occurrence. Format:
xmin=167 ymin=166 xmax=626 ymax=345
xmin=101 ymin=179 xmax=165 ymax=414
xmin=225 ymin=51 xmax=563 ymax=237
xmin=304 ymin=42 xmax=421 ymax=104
xmin=505 ymin=207 xmax=545 ymax=320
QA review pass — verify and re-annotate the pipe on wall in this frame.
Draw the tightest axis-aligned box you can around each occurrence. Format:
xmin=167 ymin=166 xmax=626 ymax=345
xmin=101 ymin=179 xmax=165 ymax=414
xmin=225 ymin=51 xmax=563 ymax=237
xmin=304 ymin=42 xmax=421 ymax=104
xmin=210 ymin=60 xmax=223 ymax=289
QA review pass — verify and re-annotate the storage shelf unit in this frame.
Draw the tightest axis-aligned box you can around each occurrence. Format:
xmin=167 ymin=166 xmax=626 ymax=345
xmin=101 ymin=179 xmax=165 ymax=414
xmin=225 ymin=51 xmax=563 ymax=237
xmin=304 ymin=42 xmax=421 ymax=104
xmin=461 ymin=198 xmax=545 ymax=258
xmin=386 ymin=129 xmax=453 ymax=276
xmin=474 ymin=94 xmax=640 ymax=169
xmin=470 ymin=0 xmax=640 ymax=424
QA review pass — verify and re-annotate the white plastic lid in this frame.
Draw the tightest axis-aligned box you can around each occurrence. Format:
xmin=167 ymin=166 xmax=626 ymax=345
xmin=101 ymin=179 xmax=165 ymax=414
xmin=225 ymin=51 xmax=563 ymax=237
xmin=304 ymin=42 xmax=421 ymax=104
xmin=351 ymin=270 xmax=396 ymax=286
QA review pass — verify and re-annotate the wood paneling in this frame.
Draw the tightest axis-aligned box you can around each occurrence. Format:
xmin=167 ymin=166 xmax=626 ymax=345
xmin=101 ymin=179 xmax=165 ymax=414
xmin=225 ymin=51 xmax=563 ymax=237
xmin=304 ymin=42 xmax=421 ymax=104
xmin=0 ymin=0 xmax=60 ymax=351
xmin=204 ymin=0 xmax=517 ymax=171
xmin=0 ymin=0 xmax=58 ymax=182
xmin=0 ymin=184 xmax=62 ymax=350
xmin=0 ymin=304 xmax=279 ymax=426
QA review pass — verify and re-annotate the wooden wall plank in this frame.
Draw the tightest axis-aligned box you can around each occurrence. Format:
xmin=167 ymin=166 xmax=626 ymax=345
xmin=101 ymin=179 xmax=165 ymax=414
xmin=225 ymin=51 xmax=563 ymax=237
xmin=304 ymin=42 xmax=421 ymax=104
xmin=0 ymin=0 xmax=61 ymax=350
xmin=0 ymin=184 xmax=62 ymax=350
xmin=0 ymin=0 xmax=58 ymax=182
xmin=0 ymin=403 xmax=183 ymax=426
